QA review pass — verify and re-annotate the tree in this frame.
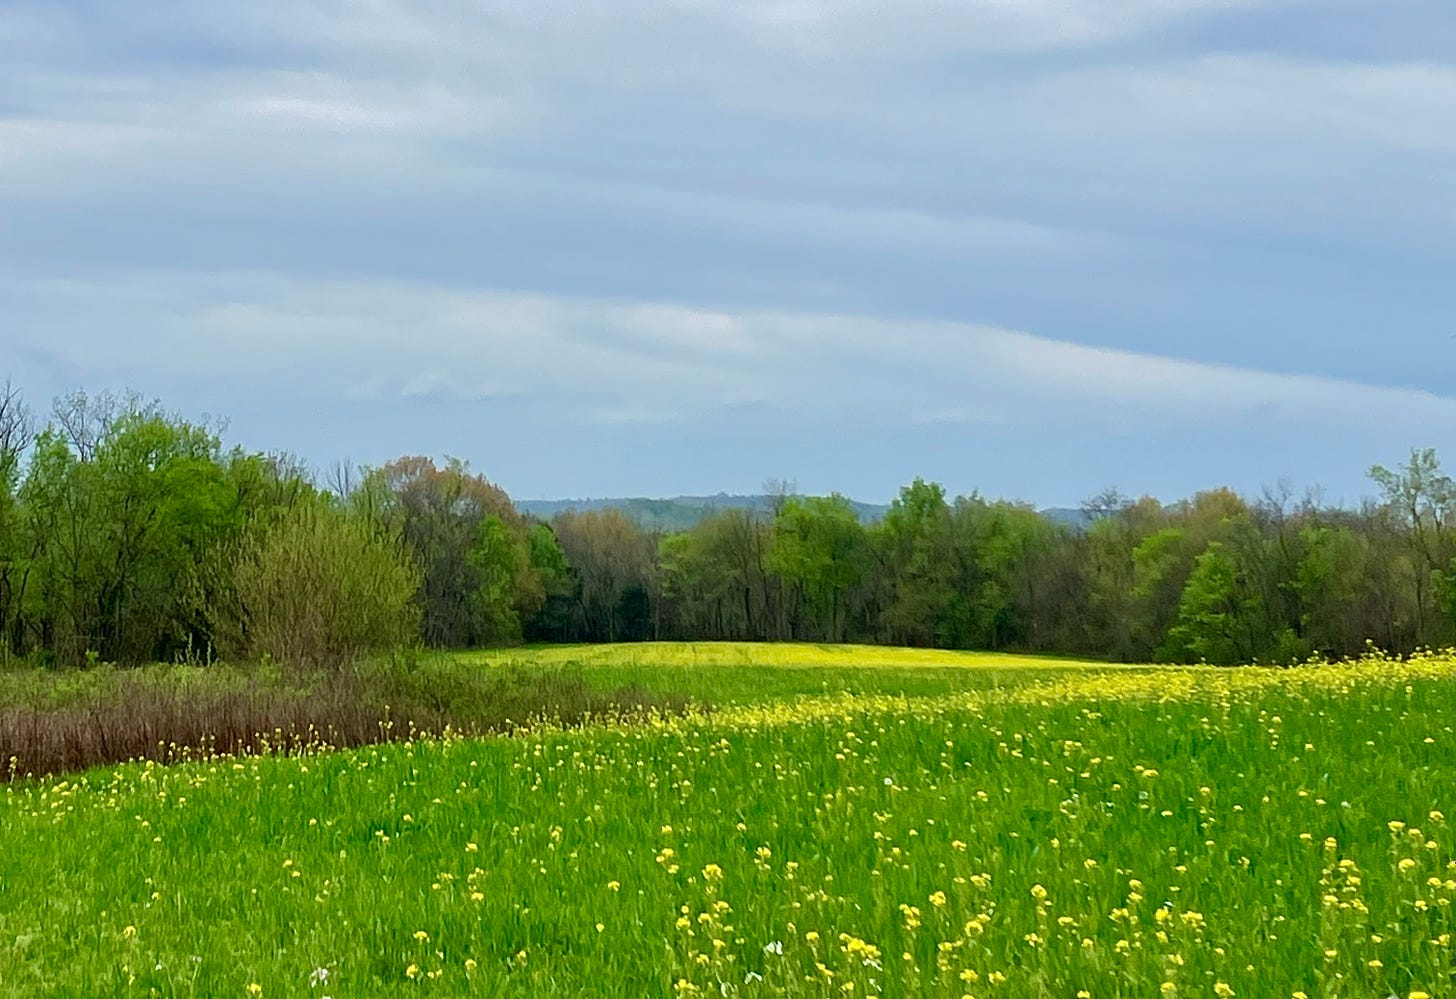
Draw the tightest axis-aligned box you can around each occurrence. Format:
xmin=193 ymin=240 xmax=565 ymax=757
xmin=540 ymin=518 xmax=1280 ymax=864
xmin=940 ymin=497 xmax=1068 ymax=651
xmin=769 ymin=495 xmax=869 ymax=642
xmin=1082 ymin=496 xmax=1167 ymax=660
xmin=0 ymin=382 xmax=33 ymax=660
xmin=363 ymin=457 xmax=541 ymax=647
xmin=659 ymin=509 xmax=778 ymax=641
xmin=466 ymin=514 xmax=537 ymax=644
xmin=876 ymin=479 xmax=955 ymax=647
xmin=224 ymin=501 xmax=421 ymax=670
xmin=1370 ymin=449 xmax=1456 ymax=646
xmin=1080 ymin=487 xmax=1129 ymax=522
xmin=1163 ymin=542 xmax=1256 ymax=664
xmin=523 ymin=523 xmax=575 ymax=641
xmin=1293 ymin=520 xmax=1411 ymax=658
xmin=12 ymin=396 xmax=248 ymax=664
xmin=553 ymin=509 xmax=658 ymax=642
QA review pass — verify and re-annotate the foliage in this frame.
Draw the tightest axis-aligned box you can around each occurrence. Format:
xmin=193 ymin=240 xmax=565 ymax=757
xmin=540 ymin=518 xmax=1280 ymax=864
xmin=1370 ymin=448 xmax=1456 ymax=646
xmin=225 ymin=502 xmax=422 ymax=671
xmin=876 ymin=478 xmax=956 ymax=646
xmin=1162 ymin=542 xmax=1253 ymax=664
xmin=360 ymin=457 xmax=542 ymax=649
xmin=11 ymin=394 xmax=279 ymax=665
xmin=768 ymin=494 xmax=871 ymax=642
xmin=523 ymin=523 xmax=575 ymax=641
xmin=553 ymin=509 xmax=659 ymax=642
xmin=1 ymin=380 xmax=1455 ymax=668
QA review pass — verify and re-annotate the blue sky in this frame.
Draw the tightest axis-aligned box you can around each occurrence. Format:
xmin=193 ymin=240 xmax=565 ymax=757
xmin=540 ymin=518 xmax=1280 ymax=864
xmin=2 ymin=0 xmax=1452 ymax=506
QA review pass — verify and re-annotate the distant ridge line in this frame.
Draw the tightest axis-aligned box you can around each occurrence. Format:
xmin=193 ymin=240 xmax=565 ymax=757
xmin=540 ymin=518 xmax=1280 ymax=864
xmin=516 ymin=495 xmax=1090 ymax=532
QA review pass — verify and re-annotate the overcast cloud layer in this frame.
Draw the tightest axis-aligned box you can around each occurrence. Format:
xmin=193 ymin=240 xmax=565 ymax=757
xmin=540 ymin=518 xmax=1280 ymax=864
xmin=3 ymin=1 xmax=1452 ymax=504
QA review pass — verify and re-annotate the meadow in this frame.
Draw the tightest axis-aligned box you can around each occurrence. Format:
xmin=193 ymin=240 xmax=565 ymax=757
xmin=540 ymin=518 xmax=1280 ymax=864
xmin=1 ymin=643 xmax=1452 ymax=998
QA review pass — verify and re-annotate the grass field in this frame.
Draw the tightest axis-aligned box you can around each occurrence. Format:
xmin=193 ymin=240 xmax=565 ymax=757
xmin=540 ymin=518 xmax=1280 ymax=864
xmin=2 ymin=643 xmax=1453 ymax=997
xmin=465 ymin=642 xmax=1123 ymax=704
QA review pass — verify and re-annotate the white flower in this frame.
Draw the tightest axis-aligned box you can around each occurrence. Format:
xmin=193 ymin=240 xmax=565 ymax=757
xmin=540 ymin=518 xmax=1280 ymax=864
xmin=763 ymin=941 xmax=784 ymax=956
xmin=884 ymin=777 xmax=894 ymax=786
xmin=309 ymin=968 xmax=331 ymax=987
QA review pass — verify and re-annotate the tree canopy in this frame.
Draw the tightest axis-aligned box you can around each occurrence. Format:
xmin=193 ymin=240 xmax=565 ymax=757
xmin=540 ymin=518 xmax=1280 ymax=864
xmin=0 ymin=382 xmax=1447 ymax=668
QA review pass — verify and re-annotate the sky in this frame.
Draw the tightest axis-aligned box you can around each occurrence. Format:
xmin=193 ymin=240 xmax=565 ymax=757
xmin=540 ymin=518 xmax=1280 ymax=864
xmin=2 ymin=0 xmax=1453 ymax=507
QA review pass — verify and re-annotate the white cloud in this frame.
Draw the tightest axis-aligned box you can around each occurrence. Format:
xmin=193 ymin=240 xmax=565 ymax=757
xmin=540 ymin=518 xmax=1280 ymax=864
xmin=692 ymin=0 xmax=1301 ymax=56
xmin=7 ymin=269 xmax=1452 ymax=438
xmin=968 ymin=325 xmax=1451 ymax=422
xmin=234 ymin=95 xmax=398 ymax=131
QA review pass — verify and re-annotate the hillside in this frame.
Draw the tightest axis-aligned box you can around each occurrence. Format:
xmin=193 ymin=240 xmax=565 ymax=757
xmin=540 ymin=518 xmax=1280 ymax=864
xmin=516 ymin=494 xmax=890 ymax=531
xmin=518 ymin=495 xmax=1091 ymax=532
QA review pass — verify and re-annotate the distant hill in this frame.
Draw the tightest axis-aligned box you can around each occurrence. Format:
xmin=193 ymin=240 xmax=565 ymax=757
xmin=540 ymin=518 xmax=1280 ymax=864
xmin=517 ymin=494 xmax=890 ymax=532
xmin=1040 ymin=507 xmax=1093 ymax=531
xmin=518 ymin=495 xmax=1090 ymax=533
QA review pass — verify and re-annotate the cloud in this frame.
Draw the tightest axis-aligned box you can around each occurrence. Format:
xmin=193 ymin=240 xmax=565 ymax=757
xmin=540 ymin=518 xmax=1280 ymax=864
xmin=968 ymin=325 xmax=1454 ymax=425
xmin=6 ymin=268 xmax=1451 ymax=437
xmin=0 ymin=119 xmax=127 ymax=168
xmin=3 ymin=12 xmax=1448 ymax=311
xmin=5 ymin=2 xmax=1450 ymax=270
xmin=1 ymin=0 xmax=1450 ymax=498
xmin=684 ymin=0 xmax=1305 ymax=56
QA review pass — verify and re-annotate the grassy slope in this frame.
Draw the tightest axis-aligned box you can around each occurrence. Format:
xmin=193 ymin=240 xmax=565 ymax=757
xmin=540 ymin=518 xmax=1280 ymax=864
xmin=1 ymin=646 xmax=1454 ymax=997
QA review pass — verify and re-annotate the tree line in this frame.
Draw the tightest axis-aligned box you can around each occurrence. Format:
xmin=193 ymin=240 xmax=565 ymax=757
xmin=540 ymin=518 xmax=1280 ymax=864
xmin=0 ymin=382 xmax=1450 ymax=668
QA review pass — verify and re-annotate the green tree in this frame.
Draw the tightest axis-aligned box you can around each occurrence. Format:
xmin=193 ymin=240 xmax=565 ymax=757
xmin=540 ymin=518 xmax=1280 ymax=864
xmin=1163 ymin=542 xmax=1260 ymax=664
xmin=1083 ymin=496 xmax=1167 ymax=660
xmin=1370 ymin=449 xmax=1456 ymax=646
xmin=769 ymin=495 xmax=869 ymax=642
xmin=940 ymin=497 xmax=1073 ymax=651
xmin=13 ymin=394 xmax=247 ymax=664
xmin=225 ymin=501 xmax=421 ymax=670
xmin=466 ymin=514 xmax=537 ymax=644
xmin=1294 ymin=522 xmax=1403 ymax=657
xmin=659 ymin=510 xmax=777 ymax=641
xmin=876 ymin=479 xmax=955 ymax=647
xmin=523 ymin=523 xmax=576 ymax=641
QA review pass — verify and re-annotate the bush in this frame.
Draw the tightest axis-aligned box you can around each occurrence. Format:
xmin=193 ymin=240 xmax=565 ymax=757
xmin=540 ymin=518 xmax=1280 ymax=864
xmin=226 ymin=504 xmax=422 ymax=670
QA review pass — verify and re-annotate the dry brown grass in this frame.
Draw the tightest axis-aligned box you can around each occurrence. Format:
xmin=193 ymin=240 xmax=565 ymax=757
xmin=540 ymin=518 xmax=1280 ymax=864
xmin=0 ymin=659 xmax=693 ymax=780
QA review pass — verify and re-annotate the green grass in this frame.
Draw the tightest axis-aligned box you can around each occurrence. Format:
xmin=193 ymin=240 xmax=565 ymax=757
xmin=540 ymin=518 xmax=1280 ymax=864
xmin=1 ymin=645 xmax=1453 ymax=997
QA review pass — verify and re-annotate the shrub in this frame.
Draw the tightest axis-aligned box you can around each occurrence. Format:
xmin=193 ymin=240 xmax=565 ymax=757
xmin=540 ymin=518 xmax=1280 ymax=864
xmin=227 ymin=503 xmax=422 ymax=670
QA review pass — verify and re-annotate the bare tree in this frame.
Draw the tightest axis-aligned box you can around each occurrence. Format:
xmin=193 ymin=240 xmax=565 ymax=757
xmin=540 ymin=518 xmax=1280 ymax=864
xmin=1080 ymin=487 xmax=1127 ymax=522
xmin=50 ymin=389 xmax=153 ymax=461
xmin=0 ymin=381 xmax=34 ymax=661
xmin=325 ymin=458 xmax=360 ymax=500
xmin=0 ymin=380 xmax=34 ymax=463
xmin=763 ymin=477 xmax=798 ymax=518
